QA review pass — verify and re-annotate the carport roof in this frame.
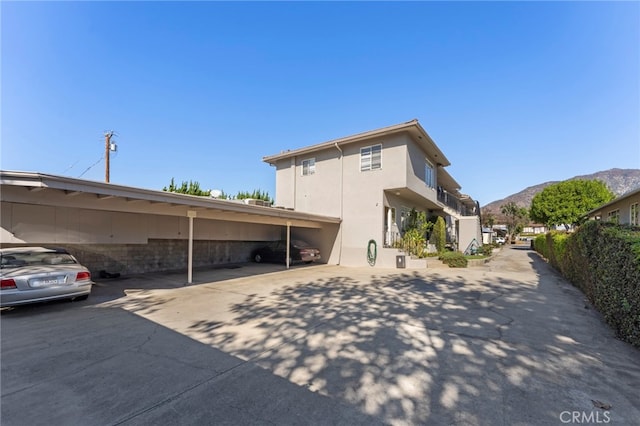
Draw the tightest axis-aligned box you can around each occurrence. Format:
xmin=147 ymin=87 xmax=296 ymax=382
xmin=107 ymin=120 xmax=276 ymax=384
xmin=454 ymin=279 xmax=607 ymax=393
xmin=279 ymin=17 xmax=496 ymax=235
xmin=0 ymin=170 xmax=341 ymax=228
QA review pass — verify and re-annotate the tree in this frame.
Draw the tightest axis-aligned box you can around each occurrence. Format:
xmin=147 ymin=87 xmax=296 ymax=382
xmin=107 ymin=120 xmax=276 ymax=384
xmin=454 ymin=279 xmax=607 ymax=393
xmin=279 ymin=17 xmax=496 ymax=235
xmin=529 ymin=179 xmax=615 ymax=229
xmin=500 ymin=202 xmax=528 ymax=239
xmin=481 ymin=208 xmax=496 ymax=228
xmin=163 ymin=179 xmax=273 ymax=203
xmin=234 ymin=189 xmax=273 ymax=203
xmin=163 ymin=178 xmax=211 ymax=196
xmin=432 ymin=216 xmax=447 ymax=253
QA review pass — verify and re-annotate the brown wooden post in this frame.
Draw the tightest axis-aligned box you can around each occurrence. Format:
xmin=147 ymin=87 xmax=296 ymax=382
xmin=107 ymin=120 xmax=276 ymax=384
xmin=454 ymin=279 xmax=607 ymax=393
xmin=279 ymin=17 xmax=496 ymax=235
xmin=105 ymin=132 xmax=112 ymax=183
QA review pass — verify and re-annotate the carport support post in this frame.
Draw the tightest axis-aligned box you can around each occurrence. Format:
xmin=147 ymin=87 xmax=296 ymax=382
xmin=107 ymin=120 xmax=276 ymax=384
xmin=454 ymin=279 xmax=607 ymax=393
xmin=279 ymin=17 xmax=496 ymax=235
xmin=187 ymin=210 xmax=197 ymax=284
xmin=286 ymin=221 xmax=291 ymax=269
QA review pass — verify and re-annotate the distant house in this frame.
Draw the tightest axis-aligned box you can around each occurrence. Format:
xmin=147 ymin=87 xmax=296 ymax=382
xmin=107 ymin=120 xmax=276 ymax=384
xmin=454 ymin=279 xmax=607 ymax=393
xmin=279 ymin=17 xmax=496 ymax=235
xmin=522 ymin=224 xmax=547 ymax=234
xmin=586 ymin=187 xmax=640 ymax=226
xmin=264 ymin=119 xmax=482 ymax=267
xmin=481 ymin=227 xmax=495 ymax=245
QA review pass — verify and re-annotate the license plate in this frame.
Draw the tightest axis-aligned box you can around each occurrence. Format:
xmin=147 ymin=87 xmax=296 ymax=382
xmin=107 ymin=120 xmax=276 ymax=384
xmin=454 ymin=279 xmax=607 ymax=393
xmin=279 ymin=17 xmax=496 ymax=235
xmin=30 ymin=276 xmax=67 ymax=288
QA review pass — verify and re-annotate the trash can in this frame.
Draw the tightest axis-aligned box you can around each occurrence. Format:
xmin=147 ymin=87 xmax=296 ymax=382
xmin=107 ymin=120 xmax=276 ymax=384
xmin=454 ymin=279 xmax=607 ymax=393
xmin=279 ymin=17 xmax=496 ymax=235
xmin=396 ymin=255 xmax=406 ymax=269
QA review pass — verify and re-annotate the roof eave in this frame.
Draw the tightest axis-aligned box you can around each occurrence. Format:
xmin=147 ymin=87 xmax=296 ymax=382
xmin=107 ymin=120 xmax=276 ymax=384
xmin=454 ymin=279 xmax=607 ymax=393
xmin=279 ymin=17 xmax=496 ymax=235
xmin=0 ymin=170 xmax=341 ymax=224
xmin=585 ymin=186 xmax=640 ymax=216
xmin=263 ymin=119 xmax=451 ymax=167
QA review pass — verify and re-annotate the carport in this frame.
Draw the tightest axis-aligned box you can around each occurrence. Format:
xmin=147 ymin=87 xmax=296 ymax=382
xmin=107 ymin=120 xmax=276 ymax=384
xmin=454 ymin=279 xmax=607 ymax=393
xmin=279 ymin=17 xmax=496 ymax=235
xmin=0 ymin=171 xmax=341 ymax=282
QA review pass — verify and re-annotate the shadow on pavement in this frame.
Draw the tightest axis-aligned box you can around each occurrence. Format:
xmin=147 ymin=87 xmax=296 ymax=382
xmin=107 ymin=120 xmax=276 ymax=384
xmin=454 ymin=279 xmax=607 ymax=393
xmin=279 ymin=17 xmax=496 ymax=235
xmin=0 ymin=303 xmax=381 ymax=426
xmin=172 ymin=255 xmax=639 ymax=424
xmin=3 ymin=248 xmax=639 ymax=425
xmin=0 ymin=262 xmax=319 ymax=315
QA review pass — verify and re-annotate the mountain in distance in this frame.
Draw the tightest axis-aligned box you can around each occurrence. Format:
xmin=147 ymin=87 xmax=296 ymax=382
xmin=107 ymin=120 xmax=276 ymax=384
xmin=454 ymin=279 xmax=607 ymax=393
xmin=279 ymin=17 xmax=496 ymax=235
xmin=482 ymin=168 xmax=640 ymax=213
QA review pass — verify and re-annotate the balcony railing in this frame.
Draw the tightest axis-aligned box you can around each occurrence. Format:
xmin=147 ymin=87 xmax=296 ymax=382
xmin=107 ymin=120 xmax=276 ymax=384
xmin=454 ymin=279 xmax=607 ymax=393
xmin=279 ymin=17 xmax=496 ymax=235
xmin=437 ymin=187 xmax=477 ymax=216
xmin=384 ymin=231 xmax=401 ymax=248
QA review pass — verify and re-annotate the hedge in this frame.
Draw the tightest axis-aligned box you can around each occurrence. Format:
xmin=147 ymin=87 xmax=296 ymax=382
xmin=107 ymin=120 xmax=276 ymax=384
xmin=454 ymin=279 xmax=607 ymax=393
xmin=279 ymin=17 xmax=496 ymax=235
xmin=439 ymin=251 xmax=468 ymax=268
xmin=534 ymin=221 xmax=640 ymax=348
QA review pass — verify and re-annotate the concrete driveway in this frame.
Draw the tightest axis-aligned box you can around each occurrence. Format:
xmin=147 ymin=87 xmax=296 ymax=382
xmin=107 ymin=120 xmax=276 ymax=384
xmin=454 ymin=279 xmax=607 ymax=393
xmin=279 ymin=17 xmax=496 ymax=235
xmin=2 ymin=247 xmax=639 ymax=425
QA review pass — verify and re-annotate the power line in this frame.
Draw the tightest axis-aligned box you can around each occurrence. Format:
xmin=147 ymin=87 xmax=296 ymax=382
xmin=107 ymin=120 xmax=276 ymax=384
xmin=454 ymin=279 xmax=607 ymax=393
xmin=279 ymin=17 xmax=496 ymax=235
xmin=78 ymin=156 xmax=104 ymax=178
xmin=61 ymin=159 xmax=80 ymax=175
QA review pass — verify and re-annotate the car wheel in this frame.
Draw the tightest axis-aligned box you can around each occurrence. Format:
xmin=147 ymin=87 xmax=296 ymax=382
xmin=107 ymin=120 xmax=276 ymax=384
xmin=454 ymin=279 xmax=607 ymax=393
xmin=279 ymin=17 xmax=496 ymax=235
xmin=254 ymin=253 xmax=262 ymax=263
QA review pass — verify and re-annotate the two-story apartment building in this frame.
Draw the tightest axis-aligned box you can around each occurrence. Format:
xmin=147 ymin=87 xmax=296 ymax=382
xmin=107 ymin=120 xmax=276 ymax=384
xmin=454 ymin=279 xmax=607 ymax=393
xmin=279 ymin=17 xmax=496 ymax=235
xmin=264 ymin=119 xmax=482 ymax=268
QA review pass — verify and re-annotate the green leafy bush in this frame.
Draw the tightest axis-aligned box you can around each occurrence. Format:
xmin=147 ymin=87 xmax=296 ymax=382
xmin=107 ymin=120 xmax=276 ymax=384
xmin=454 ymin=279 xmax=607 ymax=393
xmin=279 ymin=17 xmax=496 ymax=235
xmin=439 ymin=251 xmax=468 ymax=268
xmin=480 ymin=244 xmax=496 ymax=256
xmin=399 ymin=210 xmax=433 ymax=258
xmin=534 ymin=221 xmax=640 ymax=348
xmin=432 ymin=216 xmax=446 ymax=253
xmin=544 ymin=231 xmax=570 ymax=272
xmin=401 ymin=228 xmax=427 ymax=258
xmin=533 ymin=234 xmax=547 ymax=258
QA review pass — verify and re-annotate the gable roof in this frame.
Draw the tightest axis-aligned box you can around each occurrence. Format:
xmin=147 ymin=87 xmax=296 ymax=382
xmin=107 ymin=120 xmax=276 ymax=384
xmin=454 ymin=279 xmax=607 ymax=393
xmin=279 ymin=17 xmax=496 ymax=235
xmin=263 ymin=119 xmax=451 ymax=167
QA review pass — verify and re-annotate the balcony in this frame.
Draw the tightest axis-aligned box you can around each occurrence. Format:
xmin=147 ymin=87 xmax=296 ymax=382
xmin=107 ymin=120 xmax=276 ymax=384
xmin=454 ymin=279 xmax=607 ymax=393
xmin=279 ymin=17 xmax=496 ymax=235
xmin=437 ymin=187 xmax=477 ymax=217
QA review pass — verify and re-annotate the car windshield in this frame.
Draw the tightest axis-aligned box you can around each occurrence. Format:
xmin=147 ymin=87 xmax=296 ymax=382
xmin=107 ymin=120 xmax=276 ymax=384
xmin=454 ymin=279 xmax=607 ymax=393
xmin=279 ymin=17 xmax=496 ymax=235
xmin=1 ymin=251 xmax=77 ymax=268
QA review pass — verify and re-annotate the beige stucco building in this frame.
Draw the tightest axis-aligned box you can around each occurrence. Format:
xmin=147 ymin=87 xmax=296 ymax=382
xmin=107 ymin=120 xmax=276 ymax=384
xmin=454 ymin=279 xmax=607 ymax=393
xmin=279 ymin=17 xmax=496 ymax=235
xmin=264 ymin=119 xmax=482 ymax=267
xmin=587 ymin=187 xmax=640 ymax=225
xmin=2 ymin=119 xmax=482 ymax=274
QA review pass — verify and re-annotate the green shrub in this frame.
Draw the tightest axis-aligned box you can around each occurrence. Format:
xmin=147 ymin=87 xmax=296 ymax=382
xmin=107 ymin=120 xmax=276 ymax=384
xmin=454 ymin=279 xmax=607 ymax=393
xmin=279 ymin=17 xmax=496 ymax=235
xmin=533 ymin=234 xmax=547 ymax=258
xmin=432 ymin=216 xmax=446 ymax=253
xmin=480 ymin=244 xmax=495 ymax=256
xmin=399 ymin=210 xmax=433 ymax=258
xmin=545 ymin=231 xmax=569 ymax=272
xmin=400 ymin=228 xmax=426 ymax=258
xmin=439 ymin=251 xmax=468 ymax=268
xmin=534 ymin=221 xmax=640 ymax=348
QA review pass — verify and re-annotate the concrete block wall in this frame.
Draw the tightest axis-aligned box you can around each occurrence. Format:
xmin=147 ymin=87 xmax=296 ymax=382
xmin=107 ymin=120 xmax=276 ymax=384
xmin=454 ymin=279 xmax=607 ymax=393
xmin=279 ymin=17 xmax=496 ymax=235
xmin=2 ymin=239 xmax=266 ymax=276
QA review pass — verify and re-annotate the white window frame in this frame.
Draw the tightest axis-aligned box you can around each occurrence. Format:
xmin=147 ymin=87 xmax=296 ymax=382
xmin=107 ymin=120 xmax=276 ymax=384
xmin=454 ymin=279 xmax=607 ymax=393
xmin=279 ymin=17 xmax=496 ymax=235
xmin=302 ymin=158 xmax=315 ymax=176
xmin=631 ymin=203 xmax=639 ymax=226
xmin=425 ymin=159 xmax=435 ymax=189
xmin=360 ymin=144 xmax=382 ymax=172
xmin=607 ymin=209 xmax=620 ymax=224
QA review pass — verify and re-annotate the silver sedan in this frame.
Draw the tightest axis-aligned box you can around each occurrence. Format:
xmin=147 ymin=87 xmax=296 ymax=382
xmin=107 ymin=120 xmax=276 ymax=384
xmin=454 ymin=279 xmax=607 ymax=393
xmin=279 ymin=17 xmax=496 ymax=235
xmin=1 ymin=247 xmax=93 ymax=307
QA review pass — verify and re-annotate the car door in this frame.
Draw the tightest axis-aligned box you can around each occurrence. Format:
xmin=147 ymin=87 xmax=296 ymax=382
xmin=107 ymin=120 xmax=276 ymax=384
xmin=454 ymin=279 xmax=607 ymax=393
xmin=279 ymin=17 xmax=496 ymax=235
xmin=258 ymin=242 xmax=275 ymax=262
xmin=272 ymin=241 xmax=288 ymax=263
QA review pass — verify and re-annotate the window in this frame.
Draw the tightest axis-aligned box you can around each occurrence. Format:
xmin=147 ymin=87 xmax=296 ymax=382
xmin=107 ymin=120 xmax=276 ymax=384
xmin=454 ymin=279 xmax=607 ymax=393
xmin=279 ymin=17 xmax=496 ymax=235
xmin=607 ymin=209 xmax=620 ymax=224
xmin=631 ymin=203 xmax=639 ymax=226
xmin=425 ymin=159 xmax=435 ymax=188
xmin=360 ymin=144 xmax=382 ymax=171
xmin=302 ymin=158 xmax=315 ymax=176
xmin=400 ymin=207 xmax=411 ymax=231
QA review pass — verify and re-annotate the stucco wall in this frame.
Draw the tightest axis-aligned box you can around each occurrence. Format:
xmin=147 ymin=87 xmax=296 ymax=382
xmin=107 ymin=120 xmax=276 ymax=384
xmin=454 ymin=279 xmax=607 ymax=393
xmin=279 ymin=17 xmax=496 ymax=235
xmin=1 ymin=201 xmax=336 ymax=274
xmin=1 ymin=202 xmax=281 ymax=244
xmin=458 ymin=216 xmax=482 ymax=254
xmin=271 ymin=132 xmax=473 ymax=266
xmin=590 ymin=192 xmax=640 ymax=225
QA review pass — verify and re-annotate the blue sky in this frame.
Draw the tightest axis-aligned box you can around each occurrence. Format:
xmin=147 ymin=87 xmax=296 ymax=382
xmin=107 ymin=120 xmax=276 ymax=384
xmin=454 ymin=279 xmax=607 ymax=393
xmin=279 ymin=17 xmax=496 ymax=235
xmin=2 ymin=1 xmax=639 ymax=206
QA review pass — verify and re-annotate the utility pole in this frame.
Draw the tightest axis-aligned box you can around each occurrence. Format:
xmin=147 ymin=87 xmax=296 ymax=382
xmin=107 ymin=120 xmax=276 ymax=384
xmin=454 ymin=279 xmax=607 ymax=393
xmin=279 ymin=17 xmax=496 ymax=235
xmin=105 ymin=131 xmax=114 ymax=183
